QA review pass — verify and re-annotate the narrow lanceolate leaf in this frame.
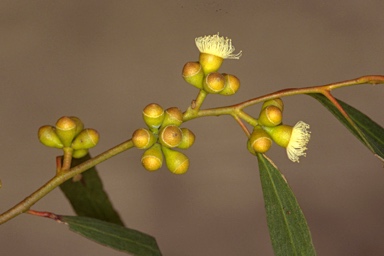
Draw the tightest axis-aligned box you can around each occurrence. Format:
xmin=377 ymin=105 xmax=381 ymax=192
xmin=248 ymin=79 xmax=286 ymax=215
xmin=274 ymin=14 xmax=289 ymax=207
xmin=310 ymin=93 xmax=384 ymax=160
xmin=60 ymin=154 xmax=124 ymax=226
xmin=257 ymin=153 xmax=316 ymax=256
xmin=60 ymin=215 xmax=162 ymax=256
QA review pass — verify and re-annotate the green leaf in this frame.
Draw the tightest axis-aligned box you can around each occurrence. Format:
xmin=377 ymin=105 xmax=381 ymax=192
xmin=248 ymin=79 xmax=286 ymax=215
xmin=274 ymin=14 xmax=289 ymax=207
xmin=310 ymin=93 xmax=384 ymax=160
xmin=257 ymin=153 xmax=316 ymax=256
xmin=60 ymin=215 xmax=162 ymax=256
xmin=60 ymin=154 xmax=124 ymax=226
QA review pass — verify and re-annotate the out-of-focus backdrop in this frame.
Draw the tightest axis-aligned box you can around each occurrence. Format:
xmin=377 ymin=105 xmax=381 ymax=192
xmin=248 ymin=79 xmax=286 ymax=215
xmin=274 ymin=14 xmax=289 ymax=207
xmin=1 ymin=1 xmax=384 ymax=255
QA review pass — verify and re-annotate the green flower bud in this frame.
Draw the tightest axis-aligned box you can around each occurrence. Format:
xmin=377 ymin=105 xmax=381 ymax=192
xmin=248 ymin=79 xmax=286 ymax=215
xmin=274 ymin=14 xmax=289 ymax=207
xmin=203 ymin=72 xmax=225 ymax=94
xmin=69 ymin=116 xmax=84 ymax=137
xmin=247 ymin=139 xmax=256 ymax=156
xmin=182 ymin=62 xmax=204 ymax=89
xmin=261 ymin=98 xmax=284 ymax=112
xmin=159 ymin=125 xmax=183 ymax=148
xmin=263 ymin=125 xmax=292 ymax=148
xmin=132 ymin=128 xmax=156 ymax=149
xmin=249 ymin=126 xmax=272 ymax=153
xmin=143 ymin=103 xmax=165 ymax=130
xmin=55 ymin=116 xmax=78 ymax=147
xmin=71 ymin=128 xmax=100 ymax=150
xmin=162 ymin=107 xmax=183 ymax=127
xmin=258 ymin=105 xmax=282 ymax=127
xmin=141 ymin=143 xmax=163 ymax=171
xmin=72 ymin=149 xmax=89 ymax=159
xmin=162 ymin=146 xmax=189 ymax=174
xmin=219 ymin=74 xmax=240 ymax=96
xmin=177 ymin=128 xmax=195 ymax=149
xmin=38 ymin=125 xmax=64 ymax=149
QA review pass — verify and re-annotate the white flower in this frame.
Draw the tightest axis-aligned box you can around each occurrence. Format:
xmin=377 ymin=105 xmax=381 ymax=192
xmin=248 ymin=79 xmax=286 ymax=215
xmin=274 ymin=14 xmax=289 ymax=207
xmin=286 ymin=121 xmax=311 ymax=163
xmin=195 ymin=33 xmax=242 ymax=59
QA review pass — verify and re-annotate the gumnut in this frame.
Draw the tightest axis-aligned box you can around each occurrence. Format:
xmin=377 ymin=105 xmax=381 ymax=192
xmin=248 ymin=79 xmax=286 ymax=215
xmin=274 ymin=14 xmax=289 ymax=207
xmin=261 ymin=98 xmax=284 ymax=111
xmin=38 ymin=125 xmax=64 ymax=149
xmin=162 ymin=146 xmax=189 ymax=174
xmin=248 ymin=126 xmax=272 ymax=153
xmin=143 ymin=103 xmax=165 ymax=130
xmin=159 ymin=125 xmax=183 ymax=148
xmin=132 ymin=128 xmax=156 ymax=149
xmin=219 ymin=74 xmax=240 ymax=96
xmin=182 ymin=62 xmax=204 ymax=89
xmin=71 ymin=128 xmax=100 ymax=150
xmin=203 ymin=72 xmax=225 ymax=94
xmin=55 ymin=116 xmax=79 ymax=147
xmin=72 ymin=149 xmax=89 ymax=159
xmin=69 ymin=116 xmax=84 ymax=137
xmin=258 ymin=105 xmax=283 ymax=127
xmin=161 ymin=107 xmax=183 ymax=127
xmin=177 ymin=128 xmax=195 ymax=149
xmin=141 ymin=143 xmax=163 ymax=171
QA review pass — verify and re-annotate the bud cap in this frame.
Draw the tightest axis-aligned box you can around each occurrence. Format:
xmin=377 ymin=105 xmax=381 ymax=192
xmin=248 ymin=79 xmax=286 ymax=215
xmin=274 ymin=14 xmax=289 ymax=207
xmin=55 ymin=116 xmax=78 ymax=147
xmin=182 ymin=62 xmax=204 ymax=89
xmin=141 ymin=143 xmax=163 ymax=171
xmin=71 ymin=129 xmax=100 ymax=150
xmin=162 ymin=146 xmax=189 ymax=174
xmin=38 ymin=125 xmax=64 ymax=149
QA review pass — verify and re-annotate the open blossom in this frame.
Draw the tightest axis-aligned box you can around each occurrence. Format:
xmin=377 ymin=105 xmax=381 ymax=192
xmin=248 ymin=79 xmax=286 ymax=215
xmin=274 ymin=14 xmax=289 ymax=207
xmin=263 ymin=121 xmax=311 ymax=163
xmin=286 ymin=121 xmax=311 ymax=163
xmin=195 ymin=33 xmax=242 ymax=59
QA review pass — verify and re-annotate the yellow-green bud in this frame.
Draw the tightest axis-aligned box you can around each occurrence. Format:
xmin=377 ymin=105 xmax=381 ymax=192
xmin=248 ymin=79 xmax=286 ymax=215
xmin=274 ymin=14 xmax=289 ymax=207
xmin=258 ymin=105 xmax=282 ymax=127
xmin=143 ymin=103 xmax=165 ymax=130
xmin=55 ymin=116 xmax=78 ymax=147
xmin=132 ymin=128 xmax=156 ymax=149
xmin=162 ymin=107 xmax=183 ymax=127
xmin=177 ymin=128 xmax=195 ymax=149
xmin=199 ymin=53 xmax=223 ymax=74
xmin=38 ymin=125 xmax=64 ymax=149
xmin=72 ymin=149 xmax=89 ymax=159
xmin=141 ymin=143 xmax=163 ymax=171
xmin=247 ymin=139 xmax=256 ymax=155
xmin=203 ymin=72 xmax=225 ymax=94
xmin=159 ymin=125 xmax=182 ymax=148
xmin=263 ymin=125 xmax=292 ymax=148
xmin=219 ymin=74 xmax=240 ymax=96
xmin=261 ymin=98 xmax=284 ymax=112
xmin=182 ymin=62 xmax=204 ymax=89
xmin=249 ymin=127 xmax=272 ymax=153
xmin=71 ymin=128 xmax=100 ymax=150
xmin=162 ymin=146 xmax=189 ymax=174
xmin=69 ymin=116 xmax=84 ymax=137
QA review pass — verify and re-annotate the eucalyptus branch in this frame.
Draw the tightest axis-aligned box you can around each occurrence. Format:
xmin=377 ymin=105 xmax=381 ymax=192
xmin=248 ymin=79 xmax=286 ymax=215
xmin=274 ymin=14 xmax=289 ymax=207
xmin=2 ymin=75 xmax=382 ymax=226
xmin=0 ymin=139 xmax=134 ymax=225
xmin=184 ymin=75 xmax=384 ymax=122
xmin=2 ymin=32 xmax=384 ymax=256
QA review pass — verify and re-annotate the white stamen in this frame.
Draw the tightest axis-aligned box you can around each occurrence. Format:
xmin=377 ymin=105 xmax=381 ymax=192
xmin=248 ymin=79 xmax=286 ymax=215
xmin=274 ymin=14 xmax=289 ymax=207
xmin=195 ymin=33 xmax=242 ymax=59
xmin=286 ymin=121 xmax=311 ymax=163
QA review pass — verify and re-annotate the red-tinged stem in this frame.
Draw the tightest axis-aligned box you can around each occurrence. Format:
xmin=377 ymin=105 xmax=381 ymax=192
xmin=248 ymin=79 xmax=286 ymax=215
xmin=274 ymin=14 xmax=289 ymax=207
xmin=27 ymin=209 xmax=61 ymax=222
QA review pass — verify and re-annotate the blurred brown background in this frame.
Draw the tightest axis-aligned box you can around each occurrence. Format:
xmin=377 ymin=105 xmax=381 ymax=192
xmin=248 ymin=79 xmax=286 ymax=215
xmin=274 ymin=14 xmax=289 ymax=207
xmin=1 ymin=1 xmax=384 ymax=255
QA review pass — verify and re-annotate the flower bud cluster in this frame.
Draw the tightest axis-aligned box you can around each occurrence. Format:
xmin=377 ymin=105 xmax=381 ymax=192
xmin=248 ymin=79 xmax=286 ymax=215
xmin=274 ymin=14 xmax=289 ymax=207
xmin=182 ymin=33 xmax=241 ymax=96
xmin=247 ymin=98 xmax=311 ymax=163
xmin=38 ymin=116 xmax=99 ymax=159
xmin=133 ymin=103 xmax=196 ymax=174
